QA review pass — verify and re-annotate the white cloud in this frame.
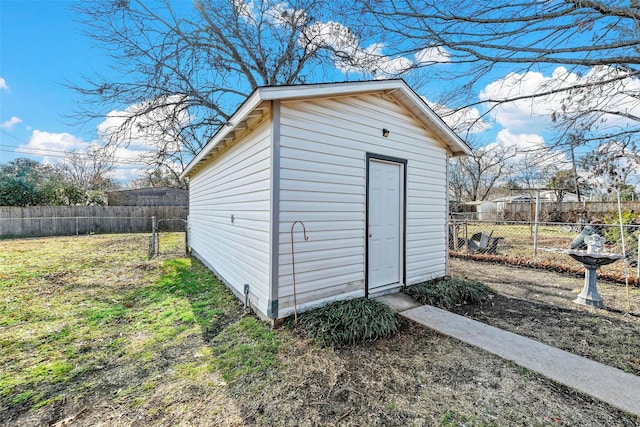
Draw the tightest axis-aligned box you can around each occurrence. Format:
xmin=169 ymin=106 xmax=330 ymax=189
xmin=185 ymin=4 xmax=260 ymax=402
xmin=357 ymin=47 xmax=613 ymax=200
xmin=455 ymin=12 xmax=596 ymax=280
xmin=95 ymin=96 xmax=191 ymax=182
xmin=107 ymin=161 xmax=147 ymax=182
xmin=574 ymin=65 xmax=640 ymax=129
xmin=12 ymin=93 xmax=190 ymax=183
xmin=424 ymin=99 xmax=490 ymax=134
xmin=16 ymin=130 xmax=149 ymax=182
xmin=232 ymin=0 xmax=307 ymax=27
xmin=479 ymin=65 xmax=640 ymax=133
xmin=0 ymin=116 xmax=22 ymax=130
xmin=231 ymin=1 xmax=450 ymax=78
xmin=265 ymin=2 xmax=307 ymax=26
xmin=304 ymin=21 xmax=361 ymax=67
xmin=231 ymin=0 xmax=255 ymax=21
xmin=479 ymin=69 xmax=566 ymax=131
xmin=97 ymin=95 xmax=189 ymax=152
xmin=487 ymin=129 xmax=569 ymax=170
xmin=304 ymin=21 xmax=448 ymax=78
xmin=363 ymin=43 xmax=414 ymax=77
xmin=414 ymin=46 xmax=450 ymax=66
xmin=0 ymin=77 xmax=8 ymax=91
xmin=19 ymin=130 xmax=90 ymax=162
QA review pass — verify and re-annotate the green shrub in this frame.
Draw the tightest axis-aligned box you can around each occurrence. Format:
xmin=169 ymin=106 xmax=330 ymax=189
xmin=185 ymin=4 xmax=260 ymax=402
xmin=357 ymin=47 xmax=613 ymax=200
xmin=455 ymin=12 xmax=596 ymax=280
xmin=405 ymin=277 xmax=491 ymax=309
xmin=296 ymin=297 xmax=399 ymax=348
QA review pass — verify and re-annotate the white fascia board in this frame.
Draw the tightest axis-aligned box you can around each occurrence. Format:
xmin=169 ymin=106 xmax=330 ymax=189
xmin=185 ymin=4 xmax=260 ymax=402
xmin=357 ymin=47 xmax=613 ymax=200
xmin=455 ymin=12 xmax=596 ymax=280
xmin=256 ymin=79 xmax=405 ymax=101
xmin=180 ymin=90 xmax=265 ymax=179
xmin=392 ymin=85 xmax=473 ymax=157
xmin=181 ymin=79 xmax=471 ymax=178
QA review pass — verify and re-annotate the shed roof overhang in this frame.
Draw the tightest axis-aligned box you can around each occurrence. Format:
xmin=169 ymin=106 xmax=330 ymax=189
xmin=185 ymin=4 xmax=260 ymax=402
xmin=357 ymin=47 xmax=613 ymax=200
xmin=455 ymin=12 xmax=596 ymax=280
xmin=180 ymin=79 xmax=472 ymax=179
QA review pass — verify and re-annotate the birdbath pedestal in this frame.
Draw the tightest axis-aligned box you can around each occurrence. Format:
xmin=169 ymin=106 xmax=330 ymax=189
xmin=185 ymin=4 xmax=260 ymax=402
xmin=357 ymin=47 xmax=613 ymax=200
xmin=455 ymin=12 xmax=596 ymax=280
xmin=565 ymin=249 xmax=624 ymax=309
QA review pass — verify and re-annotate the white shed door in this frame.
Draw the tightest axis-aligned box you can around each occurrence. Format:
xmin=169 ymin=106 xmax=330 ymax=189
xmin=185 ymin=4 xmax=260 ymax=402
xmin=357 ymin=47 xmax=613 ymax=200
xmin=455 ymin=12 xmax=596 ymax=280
xmin=368 ymin=159 xmax=403 ymax=292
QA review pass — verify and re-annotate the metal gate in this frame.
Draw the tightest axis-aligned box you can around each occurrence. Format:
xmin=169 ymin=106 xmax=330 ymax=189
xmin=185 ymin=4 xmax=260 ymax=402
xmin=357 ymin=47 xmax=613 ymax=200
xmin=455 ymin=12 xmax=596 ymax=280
xmin=150 ymin=216 xmax=188 ymax=257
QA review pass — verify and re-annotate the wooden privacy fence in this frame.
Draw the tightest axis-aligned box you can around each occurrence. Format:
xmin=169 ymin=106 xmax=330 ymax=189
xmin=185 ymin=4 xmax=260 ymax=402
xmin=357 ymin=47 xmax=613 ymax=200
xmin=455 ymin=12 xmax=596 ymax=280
xmin=458 ymin=201 xmax=640 ymax=222
xmin=0 ymin=206 xmax=188 ymax=238
xmin=505 ymin=201 xmax=640 ymax=222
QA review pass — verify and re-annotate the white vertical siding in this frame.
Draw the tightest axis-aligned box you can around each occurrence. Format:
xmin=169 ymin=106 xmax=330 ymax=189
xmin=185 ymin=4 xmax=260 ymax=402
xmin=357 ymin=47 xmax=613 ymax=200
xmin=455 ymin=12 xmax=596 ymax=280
xmin=277 ymin=93 xmax=448 ymax=316
xmin=188 ymin=120 xmax=272 ymax=314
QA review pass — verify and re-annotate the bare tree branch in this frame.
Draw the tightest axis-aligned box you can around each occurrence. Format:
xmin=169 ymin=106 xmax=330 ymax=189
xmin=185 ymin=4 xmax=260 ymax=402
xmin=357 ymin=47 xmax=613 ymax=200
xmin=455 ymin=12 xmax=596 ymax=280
xmin=70 ymin=0 xmax=341 ymax=183
xmin=359 ymin=0 xmax=640 ymax=193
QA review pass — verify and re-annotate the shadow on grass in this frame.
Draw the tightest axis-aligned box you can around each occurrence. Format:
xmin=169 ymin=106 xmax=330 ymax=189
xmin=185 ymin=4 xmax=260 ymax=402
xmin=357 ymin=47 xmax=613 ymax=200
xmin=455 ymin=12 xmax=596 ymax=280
xmin=2 ymin=256 xmax=281 ymax=425
xmin=148 ymin=258 xmax=244 ymax=337
xmin=149 ymin=258 xmax=282 ymax=385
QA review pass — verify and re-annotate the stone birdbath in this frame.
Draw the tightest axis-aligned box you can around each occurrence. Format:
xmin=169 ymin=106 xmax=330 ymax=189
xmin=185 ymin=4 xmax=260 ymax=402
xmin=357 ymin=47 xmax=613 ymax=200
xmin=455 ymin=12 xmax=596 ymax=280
xmin=566 ymin=232 xmax=624 ymax=309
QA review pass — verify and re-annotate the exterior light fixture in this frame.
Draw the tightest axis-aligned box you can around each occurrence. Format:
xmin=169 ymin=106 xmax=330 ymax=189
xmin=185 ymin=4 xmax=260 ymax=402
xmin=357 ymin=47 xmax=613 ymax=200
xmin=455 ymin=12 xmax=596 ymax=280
xmin=382 ymin=128 xmax=390 ymax=137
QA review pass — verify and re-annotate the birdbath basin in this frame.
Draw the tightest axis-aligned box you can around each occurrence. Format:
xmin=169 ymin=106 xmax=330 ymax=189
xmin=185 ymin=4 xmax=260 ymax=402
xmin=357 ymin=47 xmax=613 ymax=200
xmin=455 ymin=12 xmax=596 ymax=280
xmin=565 ymin=249 xmax=624 ymax=308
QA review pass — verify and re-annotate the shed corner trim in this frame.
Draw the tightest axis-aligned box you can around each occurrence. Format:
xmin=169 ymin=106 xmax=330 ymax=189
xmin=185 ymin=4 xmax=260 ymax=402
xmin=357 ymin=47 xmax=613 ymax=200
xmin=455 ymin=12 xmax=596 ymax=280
xmin=267 ymin=299 xmax=279 ymax=319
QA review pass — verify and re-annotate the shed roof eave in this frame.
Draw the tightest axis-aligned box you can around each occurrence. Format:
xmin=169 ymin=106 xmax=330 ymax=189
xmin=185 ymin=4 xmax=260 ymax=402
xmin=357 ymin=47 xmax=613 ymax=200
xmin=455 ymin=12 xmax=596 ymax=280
xmin=180 ymin=79 xmax=473 ymax=178
xmin=261 ymin=79 xmax=472 ymax=156
xmin=180 ymin=89 xmax=265 ymax=179
xmin=388 ymin=85 xmax=472 ymax=157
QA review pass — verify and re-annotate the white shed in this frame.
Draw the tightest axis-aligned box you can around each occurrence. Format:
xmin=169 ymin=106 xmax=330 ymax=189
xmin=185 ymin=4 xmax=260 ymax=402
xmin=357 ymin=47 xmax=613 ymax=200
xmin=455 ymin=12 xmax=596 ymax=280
xmin=181 ymin=80 xmax=471 ymax=321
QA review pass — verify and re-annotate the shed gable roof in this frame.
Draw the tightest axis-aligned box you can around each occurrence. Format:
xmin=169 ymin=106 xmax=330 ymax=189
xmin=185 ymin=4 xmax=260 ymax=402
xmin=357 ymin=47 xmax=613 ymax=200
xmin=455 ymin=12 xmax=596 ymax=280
xmin=181 ymin=79 xmax=471 ymax=178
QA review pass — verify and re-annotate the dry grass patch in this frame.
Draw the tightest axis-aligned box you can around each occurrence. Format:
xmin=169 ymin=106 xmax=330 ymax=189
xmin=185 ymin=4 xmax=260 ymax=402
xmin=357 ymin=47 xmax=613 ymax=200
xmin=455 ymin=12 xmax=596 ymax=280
xmin=1 ymin=235 xmax=638 ymax=426
xmin=0 ymin=234 xmax=277 ymax=426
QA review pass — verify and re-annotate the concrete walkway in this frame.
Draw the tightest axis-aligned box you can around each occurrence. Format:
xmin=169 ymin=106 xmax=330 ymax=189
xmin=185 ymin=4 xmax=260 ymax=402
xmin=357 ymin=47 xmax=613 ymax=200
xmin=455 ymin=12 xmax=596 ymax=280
xmin=376 ymin=294 xmax=640 ymax=417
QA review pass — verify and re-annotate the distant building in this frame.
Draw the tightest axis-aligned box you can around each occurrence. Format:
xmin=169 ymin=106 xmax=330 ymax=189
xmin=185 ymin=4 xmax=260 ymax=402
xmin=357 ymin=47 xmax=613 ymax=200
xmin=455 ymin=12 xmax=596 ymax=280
xmin=462 ymin=191 xmax=582 ymax=221
xmin=106 ymin=187 xmax=188 ymax=207
xmin=540 ymin=191 xmax=580 ymax=202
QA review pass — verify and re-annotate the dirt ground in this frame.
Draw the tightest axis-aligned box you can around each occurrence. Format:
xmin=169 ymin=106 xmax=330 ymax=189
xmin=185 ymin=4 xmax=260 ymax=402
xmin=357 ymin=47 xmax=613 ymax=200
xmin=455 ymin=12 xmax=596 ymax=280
xmin=8 ymin=254 xmax=640 ymax=426
xmin=449 ymin=257 xmax=640 ymax=378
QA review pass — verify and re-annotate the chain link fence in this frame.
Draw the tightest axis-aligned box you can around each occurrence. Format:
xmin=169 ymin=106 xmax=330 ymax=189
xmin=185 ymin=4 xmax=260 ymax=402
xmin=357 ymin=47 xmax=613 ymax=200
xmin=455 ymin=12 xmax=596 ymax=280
xmin=0 ymin=210 xmax=189 ymax=260
xmin=449 ymin=219 xmax=640 ymax=283
xmin=451 ymin=200 xmax=640 ymax=223
xmin=149 ymin=217 xmax=188 ymax=258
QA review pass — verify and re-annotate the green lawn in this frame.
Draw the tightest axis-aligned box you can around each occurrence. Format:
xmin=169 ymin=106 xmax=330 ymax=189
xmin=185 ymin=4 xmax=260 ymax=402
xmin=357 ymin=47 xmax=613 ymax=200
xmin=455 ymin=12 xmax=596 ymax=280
xmin=0 ymin=233 xmax=636 ymax=426
xmin=0 ymin=234 xmax=279 ymax=419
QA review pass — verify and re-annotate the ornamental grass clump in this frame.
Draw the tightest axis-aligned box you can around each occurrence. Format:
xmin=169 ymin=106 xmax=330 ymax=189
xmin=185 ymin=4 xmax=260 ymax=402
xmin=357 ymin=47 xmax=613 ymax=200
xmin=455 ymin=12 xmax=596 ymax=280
xmin=405 ymin=277 xmax=492 ymax=309
xmin=296 ymin=297 xmax=399 ymax=348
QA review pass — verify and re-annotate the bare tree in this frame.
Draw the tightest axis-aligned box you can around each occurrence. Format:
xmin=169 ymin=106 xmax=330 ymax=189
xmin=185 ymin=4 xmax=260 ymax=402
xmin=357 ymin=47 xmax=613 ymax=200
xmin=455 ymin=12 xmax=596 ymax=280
xmin=71 ymin=0 xmax=345 ymax=179
xmin=60 ymin=145 xmax=116 ymax=193
xmin=365 ymin=1 xmax=640 ymax=154
xmin=449 ymin=138 xmax=518 ymax=201
xmin=129 ymin=164 xmax=184 ymax=189
xmin=544 ymin=169 xmax=589 ymax=203
xmin=581 ymin=140 xmax=640 ymax=191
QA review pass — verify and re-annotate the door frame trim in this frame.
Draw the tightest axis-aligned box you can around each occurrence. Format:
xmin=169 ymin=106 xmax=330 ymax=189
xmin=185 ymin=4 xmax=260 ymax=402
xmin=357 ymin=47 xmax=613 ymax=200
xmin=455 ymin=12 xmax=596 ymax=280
xmin=365 ymin=153 xmax=407 ymax=297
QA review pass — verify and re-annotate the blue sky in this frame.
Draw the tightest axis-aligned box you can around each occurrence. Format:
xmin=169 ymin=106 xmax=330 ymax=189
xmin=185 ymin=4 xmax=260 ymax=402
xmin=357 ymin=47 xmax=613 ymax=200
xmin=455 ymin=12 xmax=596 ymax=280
xmin=1 ymin=0 xmax=637 ymax=191
xmin=0 ymin=1 xmax=112 ymax=160
xmin=0 ymin=1 xmax=532 ymax=172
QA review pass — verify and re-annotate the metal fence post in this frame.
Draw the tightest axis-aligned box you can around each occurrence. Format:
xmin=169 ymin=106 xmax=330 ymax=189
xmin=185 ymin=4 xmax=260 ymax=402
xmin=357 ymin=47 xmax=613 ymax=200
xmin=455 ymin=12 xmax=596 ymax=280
xmin=184 ymin=218 xmax=189 ymax=255
xmin=464 ymin=219 xmax=468 ymax=253
xmin=533 ymin=189 xmax=541 ymax=258
xmin=150 ymin=216 xmax=157 ymax=257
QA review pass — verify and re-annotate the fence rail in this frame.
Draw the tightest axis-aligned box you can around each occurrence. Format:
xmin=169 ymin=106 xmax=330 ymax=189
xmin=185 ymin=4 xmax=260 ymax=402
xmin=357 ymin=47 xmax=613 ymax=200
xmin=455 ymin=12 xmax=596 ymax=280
xmin=452 ymin=201 xmax=640 ymax=222
xmin=449 ymin=219 xmax=640 ymax=282
xmin=0 ymin=206 xmax=188 ymax=238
